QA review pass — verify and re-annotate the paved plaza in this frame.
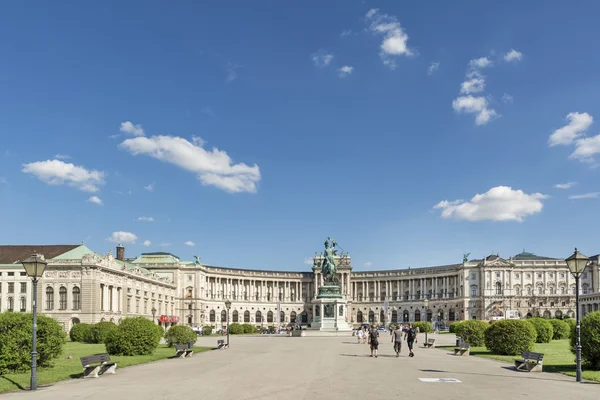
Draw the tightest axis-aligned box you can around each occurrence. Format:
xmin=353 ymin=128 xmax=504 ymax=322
xmin=2 ymin=333 xmax=598 ymax=400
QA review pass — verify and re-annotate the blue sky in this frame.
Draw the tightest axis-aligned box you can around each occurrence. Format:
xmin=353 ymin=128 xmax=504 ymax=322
xmin=1 ymin=1 xmax=599 ymax=271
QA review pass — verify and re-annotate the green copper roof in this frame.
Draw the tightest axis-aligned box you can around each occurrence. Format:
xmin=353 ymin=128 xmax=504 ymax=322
xmin=132 ymin=252 xmax=181 ymax=264
xmin=51 ymin=245 xmax=96 ymax=260
xmin=512 ymin=251 xmax=559 ymax=261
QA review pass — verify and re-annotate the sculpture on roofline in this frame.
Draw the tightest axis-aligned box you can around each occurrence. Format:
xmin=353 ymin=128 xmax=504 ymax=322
xmin=463 ymin=253 xmax=470 ymax=263
xmin=194 ymin=255 xmax=201 ymax=265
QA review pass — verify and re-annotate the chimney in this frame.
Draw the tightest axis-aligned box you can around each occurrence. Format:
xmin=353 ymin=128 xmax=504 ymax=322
xmin=116 ymin=244 xmax=125 ymax=261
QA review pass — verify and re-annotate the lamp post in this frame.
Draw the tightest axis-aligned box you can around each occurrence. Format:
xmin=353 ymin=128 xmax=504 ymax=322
xmin=224 ymin=300 xmax=231 ymax=347
xmin=423 ymin=298 xmax=429 ymax=343
xmin=21 ymin=253 xmax=48 ymax=391
xmin=151 ymin=306 xmax=157 ymax=323
xmin=565 ymin=248 xmax=589 ymax=383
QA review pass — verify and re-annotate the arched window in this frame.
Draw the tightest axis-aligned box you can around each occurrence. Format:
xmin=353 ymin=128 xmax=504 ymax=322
xmin=567 ymin=310 xmax=574 ymax=318
xmin=71 ymin=317 xmax=80 ymax=326
xmin=72 ymin=287 xmax=81 ymax=310
xmin=515 ymin=286 xmax=521 ymax=296
xmin=560 ymin=286 xmax=566 ymax=294
xmin=495 ymin=282 xmax=502 ymax=295
xmin=537 ymin=286 xmax=543 ymax=295
xmin=357 ymin=310 xmax=363 ymax=323
xmin=7 ymin=297 xmax=14 ymax=311
xmin=471 ymin=285 xmax=477 ymax=296
xmin=59 ymin=286 xmax=67 ymax=310
xmin=549 ymin=286 xmax=555 ymax=295
xmin=267 ymin=311 xmax=274 ymax=323
xmin=403 ymin=310 xmax=409 ymax=322
xmin=582 ymin=284 xmax=589 ymax=294
xmin=244 ymin=310 xmax=250 ymax=323
xmin=20 ymin=297 xmax=26 ymax=312
xmin=209 ymin=310 xmax=216 ymax=322
xmin=232 ymin=310 xmax=239 ymax=322
xmin=301 ymin=311 xmax=308 ymax=323
xmin=426 ymin=309 xmax=432 ymax=322
xmin=46 ymin=287 xmax=54 ymax=310
xmin=414 ymin=310 xmax=421 ymax=322
xmin=527 ymin=286 xmax=532 ymax=295
xmin=368 ymin=310 xmax=375 ymax=323
xmin=290 ymin=311 xmax=297 ymax=323
xmin=543 ymin=310 xmax=551 ymax=318
xmin=280 ymin=311 xmax=285 ymax=323
xmin=186 ymin=287 xmax=193 ymax=298
xmin=437 ymin=309 xmax=444 ymax=321
xmin=555 ymin=310 xmax=563 ymax=319
xmin=391 ymin=310 xmax=398 ymax=323
xmin=221 ymin=310 xmax=227 ymax=322
xmin=256 ymin=310 xmax=262 ymax=323
xmin=380 ymin=310 xmax=385 ymax=323
xmin=449 ymin=309 xmax=455 ymax=321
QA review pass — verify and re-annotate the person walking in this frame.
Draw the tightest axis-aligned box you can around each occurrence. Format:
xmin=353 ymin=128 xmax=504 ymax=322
xmin=391 ymin=324 xmax=403 ymax=357
xmin=357 ymin=327 xmax=363 ymax=344
xmin=368 ymin=325 xmax=380 ymax=358
xmin=362 ymin=327 xmax=368 ymax=344
xmin=404 ymin=323 xmax=418 ymax=357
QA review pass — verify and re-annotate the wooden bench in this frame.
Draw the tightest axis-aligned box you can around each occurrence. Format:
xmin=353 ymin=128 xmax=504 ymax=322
xmin=80 ymin=353 xmax=117 ymax=378
xmin=453 ymin=341 xmax=470 ymax=356
xmin=175 ymin=344 xmax=194 ymax=358
xmin=217 ymin=339 xmax=228 ymax=349
xmin=514 ymin=351 xmax=544 ymax=372
xmin=423 ymin=338 xmax=436 ymax=348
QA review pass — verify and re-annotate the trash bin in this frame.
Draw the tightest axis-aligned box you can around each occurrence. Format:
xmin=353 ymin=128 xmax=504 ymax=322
xmin=456 ymin=337 xmax=461 ymax=346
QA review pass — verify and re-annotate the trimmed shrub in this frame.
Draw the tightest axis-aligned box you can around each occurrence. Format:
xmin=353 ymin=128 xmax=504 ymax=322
xmin=202 ymin=326 xmax=213 ymax=335
xmin=154 ymin=324 xmax=165 ymax=341
xmin=570 ymin=311 xmax=600 ymax=369
xmin=165 ymin=325 xmax=197 ymax=347
xmin=104 ymin=317 xmax=160 ymax=356
xmin=241 ymin=324 xmax=257 ymax=334
xmin=0 ymin=312 xmax=66 ymax=374
xmin=549 ymin=319 xmax=570 ymax=340
xmin=453 ymin=320 xmax=488 ymax=346
xmin=449 ymin=322 xmax=461 ymax=334
xmin=90 ymin=321 xmax=117 ymax=344
xmin=564 ymin=318 xmax=576 ymax=332
xmin=528 ymin=318 xmax=553 ymax=343
xmin=484 ymin=320 xmax=536 ymax=355
xmin=69 ymin=323 xmax=93 ymax=343
xmin=228 ymin=323 xmax=243 ymax=334
xmin=413 ymin=322 xmax=432 ymax=334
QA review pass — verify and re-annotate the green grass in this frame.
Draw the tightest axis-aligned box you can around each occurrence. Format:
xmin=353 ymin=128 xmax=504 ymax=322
xmin=440 ymin=339 xmax=600 ymax=382
xmin=0 ymin=342 xmax=212 ymax=393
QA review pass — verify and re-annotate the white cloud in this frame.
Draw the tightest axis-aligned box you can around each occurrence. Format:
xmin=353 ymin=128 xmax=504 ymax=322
xmin=340 ymin=29 xmax=353 ymax=37
xmin=460 ymin=77 xmax=485 ymax=94
xmin=364 ymin=261 xmax=373 ymax=268
xmin=120 ymin=135 xmax=261 ymax=193
xmin=120 ymin=121 xmax=145 ymax=136
xmin=311 ymin=52 xmax=334 ymax=67
xmin=143 ymin=240 xmax=152 ymax=247
xmin=548 ymin=112 xmax=593 ymax=146
xmin=568 ymin=192 xmax=600 ymax=200
xmin=144 ymin=183 xmax=154 ymax=192
xmin=55 ymin=154 xmax=70 ymax=160
xmin=137 ymin=216 xmax=154 ymax=222
xmin=225 ymin=62 xmax=241 ymax=83
xmin=184 ymin=241 xmax=195 ymax=246
xmin=365 ymin=8 xmax=413 ymax=69
xmin=433 ymin=186 xmax=548 ymax=222
xmin=475 ymin=108 xmax=499 ymax=126
xmin=87 ymin=196 xmax=103 ymax=205
xmin=338 ymin=65 xmax=354 ymax=78
xmin=502 ymin=93 xmax=514 ymax=103
xmin=554 ymin=182 xmax=576 ymax=189
xmin=191 ymin=136 xmax=205 ymax=147
xmin=427 ymin=62 xmax=440 ymax=75
xmin=504 ymin=49 xmax=523 ymax=63
xmin=106 ymin=231 xmax=138 ymax=244
xmin=22 ymin=159 xmax=105 ymax=193
xmin=469 ymin=57 xmax=492 ymax=69
xmin=570 ymin=133 xmax=600 ymax=162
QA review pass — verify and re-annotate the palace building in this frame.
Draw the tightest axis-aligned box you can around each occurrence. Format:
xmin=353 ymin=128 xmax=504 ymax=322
xmin=1 ymin=244 xmax=598 ymax=332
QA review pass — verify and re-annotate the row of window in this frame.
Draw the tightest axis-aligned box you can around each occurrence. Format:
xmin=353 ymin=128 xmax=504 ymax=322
xmin=46 ymin=286 xmax=80 ymax=310
xmin=0 ymin=282 xmax=28 ymax=294
xmin=483 ymin=272 xmax=589 ymax=280
xmin=207 ymin=309 xmax=299 ymax=324
xmin=1 ymin=297 xmax=27 ymax=312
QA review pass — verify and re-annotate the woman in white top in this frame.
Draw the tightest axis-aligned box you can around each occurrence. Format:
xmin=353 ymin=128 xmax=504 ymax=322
xmin=357 ymin=328 xmax=363 ymax=343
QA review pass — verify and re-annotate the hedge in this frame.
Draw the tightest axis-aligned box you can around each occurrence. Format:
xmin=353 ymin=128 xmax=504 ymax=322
xmin=165 ymin=325 xmax=197 ymax=347
xmin=413 ymin=322 xmax=432 ymax=334
xmin=484 ymin=320 xmax=536 ymax=355
xmin=570 ymin=311 xmax=600 ymax=369
xmin=0 ymin=312 xmax=66 ymax=374
xmin=90 ymin=321 xmax=118 ymax=344
xmin=228 ymin=323 xmax=243 ymax=334
xmin=449 ymin=322 xmax=460 ymax=333
xmin=528 ymin=318 xmax=553 ymax=343
xmin=104 ymin=317 xmax=160 ymax=356
xmin=202 ymin=326 xmax=213 ymax=335
xmin=69 ymin=323 xmax=93 ymax=343
xmin=454 ymin=320 xmax=488 ymax=346
xmin=549 ymin=319 xmax=570 ymax=340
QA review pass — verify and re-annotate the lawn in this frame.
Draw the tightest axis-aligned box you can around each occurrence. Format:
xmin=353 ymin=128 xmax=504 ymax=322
xmin=441 ymin=339 xmax=600 ymax=382
xmin=0 ymin=342 xmax=212 ymax=393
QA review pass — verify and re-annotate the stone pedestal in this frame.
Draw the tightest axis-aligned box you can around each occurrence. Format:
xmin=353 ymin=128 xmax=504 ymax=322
xmin=306 ymin=285 xmax=352 ymax=336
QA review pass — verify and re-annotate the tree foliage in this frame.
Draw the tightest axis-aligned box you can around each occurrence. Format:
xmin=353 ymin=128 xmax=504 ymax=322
xmin=90 ymin=321 xmax=118 ymax=344
xmin=528 ymin=318 xmax=553 ymax=343
xmin=104 ymin=317 xmax=160 ymax=356
xmin=570 ymin=311 xmax=600 ymax=369
xmin=548 ymin=319 xmax=570 ymax=340
xmin=69 ymin=323 xmax=93 ymax=343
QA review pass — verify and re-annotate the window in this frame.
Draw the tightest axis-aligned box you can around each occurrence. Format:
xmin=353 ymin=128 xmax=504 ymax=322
xmin=20 ymin=282 xmax=27 ymax=293
xmin=561 ymin=286 xmax=566 ymax=294
xmin=471 ymin=286 xmax=477 ymax=296
xmin=209 ymin=310 xmax=215 ymax=322
xmin=45 ymin=287 xmax=54 ymax=310
xmin=59 ymin=287 xmax=67 ymax=310
xmin=515 ymin=273 xmax=520 ymax=279
xmin=136 ymin=299 xmax=139 ymax=313
xmin=549 ymin=287 xmax=555 ymax=295
xmin=20 ymin=272 xmax=26 ymax=276
xmin=8 ymin=283 xmax=14 ymax=293
xmin=221 ymin=310 xmax=227 ymax=323
xmin=537 ymin=273 xmax=542 ymax=279
xmin=8 ymin=297 xmax=14 ymax=311
xmin=267 ymin=311 xmax=274 ymax=323
xmin=233 ymin=310 xmax=239 ymax=322
xmin=72 ymin=287 xmax=81 ymax=310
xmin=127 ymin=297 xmax=131 ymax=312
xmin=560 ymin=273 xmax=565 ymax=279
xmin=549 ymin=273 xmax=553 ymax=278
xmin=515 ymin=286 xmax=521 ymax=296
xmin=20 ymin=297 xmax=26 ymax=312
xmin=496 ymin=273 xmax=500 ymax=278
xmin=256 ymin=311 xmax=262 ymax=323
xmin=471 ymin=273 xmax=476 ymax=279
xmin=537 ymin=287 xmax=542 ymax=295
xmin=495 ymin=282 xmax=502 ymax=295
xmin=8 ymin=272 xmax=14 ymax=276
xmin=244 ymin=310 xmax=251 ymax=323
xmin=527 ymin=286 xmax=532 ymax=295
xmin=144 ymin=300 xmax=148 ymax=314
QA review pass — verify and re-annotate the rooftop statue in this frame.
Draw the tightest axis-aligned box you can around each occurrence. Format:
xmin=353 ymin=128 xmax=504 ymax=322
xmin=194 ymin=255 xmax=201 ymax=265
xmin=463 ymin=253 xmax=470 ymax=263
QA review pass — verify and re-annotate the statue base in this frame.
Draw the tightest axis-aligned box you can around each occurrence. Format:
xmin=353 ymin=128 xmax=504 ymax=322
xmin=306 ymin=285 xmax=352 ymax=335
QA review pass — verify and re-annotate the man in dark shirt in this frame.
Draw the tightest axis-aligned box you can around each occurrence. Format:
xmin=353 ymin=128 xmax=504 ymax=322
xmin=404 ymin=323 xmax=417 ymax=357
xmin=391 ymin=325 xmax=403 ymax=357
xmin=368 ymin=325 xmax=379 ymax=358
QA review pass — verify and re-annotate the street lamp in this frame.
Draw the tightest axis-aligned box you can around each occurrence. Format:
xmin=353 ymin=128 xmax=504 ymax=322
xmin=423 ymin=298 xmax=429 ymax=343
xmin=151 ymin=306 xmax=157 ymax=323
xmin=565 ymin=248 xmax=589 ymax=383
xmin=224 ymin=300 xmax=231 ymax=348
xmin=21 ymin=252 xmax=48 ymax=391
